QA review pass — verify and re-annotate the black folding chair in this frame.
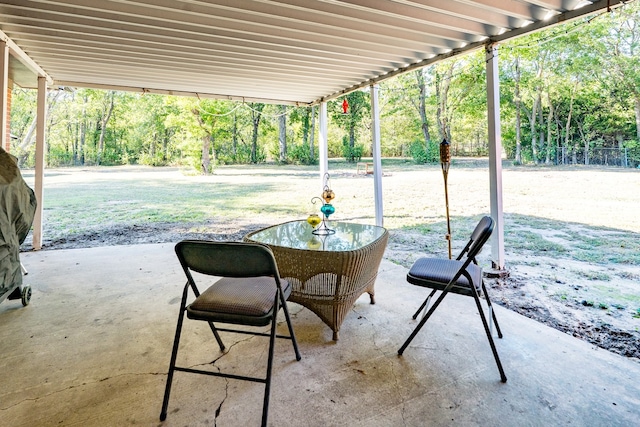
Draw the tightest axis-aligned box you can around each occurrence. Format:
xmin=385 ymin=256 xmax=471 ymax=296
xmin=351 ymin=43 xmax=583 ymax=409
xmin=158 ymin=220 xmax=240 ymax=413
xmin=398 ymin=216 xmax=507 ymax=382
xmin=160 ymin=241 xmax=302 ymax=426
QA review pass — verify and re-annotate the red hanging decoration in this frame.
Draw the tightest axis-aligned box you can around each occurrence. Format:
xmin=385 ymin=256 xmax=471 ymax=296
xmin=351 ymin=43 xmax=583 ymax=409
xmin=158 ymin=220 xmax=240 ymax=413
xmin=342 ymin=98 xmax=349 ymax=114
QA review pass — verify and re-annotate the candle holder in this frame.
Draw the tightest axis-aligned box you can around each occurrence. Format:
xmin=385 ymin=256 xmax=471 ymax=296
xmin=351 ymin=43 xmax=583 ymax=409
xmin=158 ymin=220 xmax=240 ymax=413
xmin=307 ymin=173 xmax=336 ymax=235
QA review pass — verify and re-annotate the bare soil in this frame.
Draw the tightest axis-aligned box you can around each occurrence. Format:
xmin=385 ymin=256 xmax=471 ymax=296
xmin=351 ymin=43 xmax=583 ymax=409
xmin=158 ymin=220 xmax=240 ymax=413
xmin=21 ymin=162 xmax=640 ymax=360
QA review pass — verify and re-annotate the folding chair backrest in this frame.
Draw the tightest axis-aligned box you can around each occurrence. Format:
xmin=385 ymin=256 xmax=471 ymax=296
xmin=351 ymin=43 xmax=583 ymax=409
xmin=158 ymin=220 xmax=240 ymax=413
xmin=175 ymin=240 xmax=279 ymax=278
xmin=467 ymin=216 xmax=494 ymax=258
xmin=457 ymin=216 xmax=494 ymax=262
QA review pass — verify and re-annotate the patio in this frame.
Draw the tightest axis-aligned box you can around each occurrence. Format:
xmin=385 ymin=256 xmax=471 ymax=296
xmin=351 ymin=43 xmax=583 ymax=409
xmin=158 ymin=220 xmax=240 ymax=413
xmin=1 ymin=242 xmax=638 ymax=426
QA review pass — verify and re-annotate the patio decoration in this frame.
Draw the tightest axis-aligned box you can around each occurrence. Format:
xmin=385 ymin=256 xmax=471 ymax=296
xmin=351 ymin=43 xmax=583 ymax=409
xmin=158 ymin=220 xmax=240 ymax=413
xmin=308 ymin=173 xmax=336 ymax=235
xmin=440 ymin=139 xmax=452 ymax=259
xmin=342 ymin=98 xmax=349 ymax=114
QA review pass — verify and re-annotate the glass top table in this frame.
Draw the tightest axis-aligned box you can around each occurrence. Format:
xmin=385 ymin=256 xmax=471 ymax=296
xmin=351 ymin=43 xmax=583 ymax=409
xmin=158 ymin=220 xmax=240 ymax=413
xmin=245 ymin=220 xmax=388 ymax=340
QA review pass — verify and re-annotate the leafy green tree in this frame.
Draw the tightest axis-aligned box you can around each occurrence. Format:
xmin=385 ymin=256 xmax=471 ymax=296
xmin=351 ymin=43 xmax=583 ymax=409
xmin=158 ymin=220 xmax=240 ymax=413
xmin=331 ymin=90 xmax=370 ymax=162
xmin=248 ymin=103 xmax=265 ymax=164
xmin=191 ymin=99 xmax=234 ymax=173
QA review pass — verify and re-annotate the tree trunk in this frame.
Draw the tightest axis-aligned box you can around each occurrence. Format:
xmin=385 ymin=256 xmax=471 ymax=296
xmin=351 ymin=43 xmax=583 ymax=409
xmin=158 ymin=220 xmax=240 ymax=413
xmin=18 ymin=90 xmax=63 ymax=152
xmin=416 ymin=69 xmax=432 ymax=152
xmin=564 ymin=84 xmax=576 ymax=165
xmin=530 ymin=92 xmax=540 ymax=163
xmin=80 ymin=94 xmax=87 ymax=165
xmin=97 ymin=91 xmax=115 ymax=165
xmin=250 ymin=103 xmax=265 ymax=164
xmin=193 ymin=108 xmax=214 ymax=173
xmin=576 ymin=121 xmax=585 ymax=165
xmin=546 ymin=91 xmax=554 ymax=164
xmin=514 ymin=57 xmax=522 ymax=163
xmin=232 ymin=111 xmax=238 ymax=160
xmin=634 ymin=95 xmax=640 ymax=142
xmin=435 ymin=64 xmax=453 ymax=142
xmin=573 ymin=128 xmax=580 ymax=164
xmin=278 ymin=105 xmax=287 ymax=162
xmin=537 ymin=93 xmax=545 ymax=164
xmin=201 ymin=135 xmax=211 ymax=174
xmin=302 ymin=108 xmax=309 ymax=148
xmin=349 ymin=124 xmax=355 ymax=150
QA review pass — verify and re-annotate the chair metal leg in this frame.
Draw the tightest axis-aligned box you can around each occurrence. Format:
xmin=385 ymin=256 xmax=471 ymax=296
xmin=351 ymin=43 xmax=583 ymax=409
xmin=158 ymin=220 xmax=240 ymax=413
xmin=398 ymin=285 xmax=452 ymax=355
xmin=471 ymin=287 xmax=507 ymax=383
xmin=207 ymin=321 xmax=226 ymax=351
xmin=279 ymin=290 xmax=301 ymax=361
xmin=412 ymin=289 xmax=437 ymax=320
xmin=481 ymin=282 xmax=503 ymax=338
xmin=261 ymin=294 xmax=279 ymax=427
xmin=160 ymin=284 xmax=189 ymax=421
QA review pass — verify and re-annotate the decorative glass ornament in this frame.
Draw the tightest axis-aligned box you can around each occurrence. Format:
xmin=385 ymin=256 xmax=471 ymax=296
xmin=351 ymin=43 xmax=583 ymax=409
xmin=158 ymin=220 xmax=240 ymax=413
xmin=307 ymin=214 xmax=321 ymax=228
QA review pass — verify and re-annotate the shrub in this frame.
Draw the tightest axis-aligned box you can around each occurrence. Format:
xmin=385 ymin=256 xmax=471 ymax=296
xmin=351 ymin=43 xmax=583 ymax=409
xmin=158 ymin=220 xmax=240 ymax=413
xmin=288 ymin=143 xmax=318 ymax=165
xmin=409 ymin=139 xmax=439 ymax=164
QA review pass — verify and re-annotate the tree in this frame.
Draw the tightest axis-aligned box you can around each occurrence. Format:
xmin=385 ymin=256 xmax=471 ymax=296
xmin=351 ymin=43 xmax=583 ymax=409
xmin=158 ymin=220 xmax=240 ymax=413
xmin=192 ymin=99 xmax=233 ymax=173
xmin=249 ymin=103 xmax=265 ymax=164
xmin=278 ymin=105 xmax=287 ymax=162
xmin=96 ymin=91 xmax=115 ymax=165
xmin=331 ymin=90 xmax=370 ymax=162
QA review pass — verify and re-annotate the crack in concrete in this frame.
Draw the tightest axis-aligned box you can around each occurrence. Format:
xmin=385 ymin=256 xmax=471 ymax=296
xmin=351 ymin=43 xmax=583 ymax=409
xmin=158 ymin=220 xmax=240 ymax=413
xmin=187 ymin=334 xmax=258 ymax=425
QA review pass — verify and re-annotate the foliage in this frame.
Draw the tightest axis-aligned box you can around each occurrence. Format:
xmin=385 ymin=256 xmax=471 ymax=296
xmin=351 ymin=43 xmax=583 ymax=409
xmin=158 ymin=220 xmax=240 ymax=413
xmin=409 ymin=139 xmax=439 ymax=164
xmin=7 ymin=2 xmax=640 ymax=168
xmin=287 ymin=143 xmax=318 ymax=165
xmin=340 ymin=135 xmax=363 ymax=162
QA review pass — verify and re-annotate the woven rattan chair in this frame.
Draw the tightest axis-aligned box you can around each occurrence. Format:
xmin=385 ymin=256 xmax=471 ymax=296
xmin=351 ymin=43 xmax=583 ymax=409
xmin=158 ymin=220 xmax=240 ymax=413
xmin=160 ymin=241 xmax=301 ymax=426
xmin=398 ymin=216 xmax=507 ymax=382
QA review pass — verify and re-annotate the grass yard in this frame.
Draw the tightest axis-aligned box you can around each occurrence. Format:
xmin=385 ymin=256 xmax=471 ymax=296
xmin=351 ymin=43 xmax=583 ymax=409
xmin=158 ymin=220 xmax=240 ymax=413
xmin=20 ymin=158 xmax=640 ymax=358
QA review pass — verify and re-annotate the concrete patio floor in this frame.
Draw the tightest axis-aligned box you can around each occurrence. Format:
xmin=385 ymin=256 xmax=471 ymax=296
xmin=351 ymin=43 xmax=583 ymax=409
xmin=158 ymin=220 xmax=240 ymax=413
xmin=2 ymin=243 xmax=639 ymax=426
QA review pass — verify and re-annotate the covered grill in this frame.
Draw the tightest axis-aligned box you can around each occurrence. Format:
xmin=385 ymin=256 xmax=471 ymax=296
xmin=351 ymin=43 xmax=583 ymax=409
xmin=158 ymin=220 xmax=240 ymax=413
xmin=0 ymin=147 xmax=37 ymax=306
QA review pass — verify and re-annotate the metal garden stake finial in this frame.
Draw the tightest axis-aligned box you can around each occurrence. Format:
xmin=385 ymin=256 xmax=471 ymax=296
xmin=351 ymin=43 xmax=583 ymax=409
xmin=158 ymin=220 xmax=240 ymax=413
xmin=440 ymin=139 xmax=452 ymax=259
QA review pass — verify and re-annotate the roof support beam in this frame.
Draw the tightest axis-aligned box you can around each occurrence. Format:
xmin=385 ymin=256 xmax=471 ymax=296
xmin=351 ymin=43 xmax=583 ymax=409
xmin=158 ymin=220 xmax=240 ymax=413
xmin=370 ymin=84 xmax=384 ymax=227
xmin=32 ymin=76 xmax=46 ymax=250
xmin=0 ymin=29 xmax=52 ymax=85
xmin=318 ymin=102 xmax=328 ymax=192
xmin=53 ymin=81 xmax=309 ymax=107
xmin=485 ymin=43 xmax=505 ymax=270
xmin=0 ymin=41 xmax=8 ymax=151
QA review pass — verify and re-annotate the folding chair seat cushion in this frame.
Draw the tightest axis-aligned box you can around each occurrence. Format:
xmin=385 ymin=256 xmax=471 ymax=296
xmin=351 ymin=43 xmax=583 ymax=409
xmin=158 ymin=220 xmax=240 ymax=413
xmin=187 ymin=276 xmax=292 ymax=327
xmin=407 ymin=257 xmax=483 ymax=296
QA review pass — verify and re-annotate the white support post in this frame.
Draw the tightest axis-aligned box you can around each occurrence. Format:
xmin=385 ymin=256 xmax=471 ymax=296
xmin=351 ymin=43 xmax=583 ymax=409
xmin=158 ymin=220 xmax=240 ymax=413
xmin=486 ymin=43 xmax=505 ymax=270
xmin=0 ymin=40 xmax=8 ymax=151
xmin=370 ymin=85 xmax=384 ymax=227
xmin=319 ymin=101 xmax=328 ymax=189
xmin=32 ymin=76 xmax=47 ymax=250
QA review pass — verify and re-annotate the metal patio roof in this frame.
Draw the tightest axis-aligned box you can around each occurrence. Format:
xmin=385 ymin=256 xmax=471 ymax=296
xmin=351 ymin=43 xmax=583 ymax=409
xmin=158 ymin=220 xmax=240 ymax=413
xmin=0 ymin=0 xmax=628 ymax=105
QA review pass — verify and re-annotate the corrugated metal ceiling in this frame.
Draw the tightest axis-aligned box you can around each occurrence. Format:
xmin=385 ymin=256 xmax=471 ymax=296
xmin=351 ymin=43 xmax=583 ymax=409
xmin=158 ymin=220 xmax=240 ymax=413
xmin=0 ymin=0 xmax=627 ymax=105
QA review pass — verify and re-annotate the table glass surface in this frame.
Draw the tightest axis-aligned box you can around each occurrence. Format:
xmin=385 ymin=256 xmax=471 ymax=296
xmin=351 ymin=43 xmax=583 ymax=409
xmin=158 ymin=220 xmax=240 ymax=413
xmin=247 ymin=220 xmax=386 ymax=252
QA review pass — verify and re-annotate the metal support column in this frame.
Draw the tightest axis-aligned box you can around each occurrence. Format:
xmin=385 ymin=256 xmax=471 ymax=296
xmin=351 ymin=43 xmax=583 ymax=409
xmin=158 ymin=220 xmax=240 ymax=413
xmin=486 ymin=43 xmax=505 ymax=270
xmin=318 ymin=101 xmax=328 ymax=190
xmin=32 ymin=76 xmax=47 ymax=250
xmin=370 ymin=85 xmax=384 ymax=227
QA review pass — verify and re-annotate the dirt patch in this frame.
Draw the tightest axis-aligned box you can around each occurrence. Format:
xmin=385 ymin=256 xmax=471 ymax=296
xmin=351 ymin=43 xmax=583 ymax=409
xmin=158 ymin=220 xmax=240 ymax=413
xmin=387 ymin=227 xmax=640 ymax=361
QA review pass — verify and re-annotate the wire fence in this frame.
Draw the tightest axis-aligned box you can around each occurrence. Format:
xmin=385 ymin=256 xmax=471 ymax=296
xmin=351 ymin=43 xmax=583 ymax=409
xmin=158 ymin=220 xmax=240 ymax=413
xmin=559 ymin=147 xmax=630 ymax=167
